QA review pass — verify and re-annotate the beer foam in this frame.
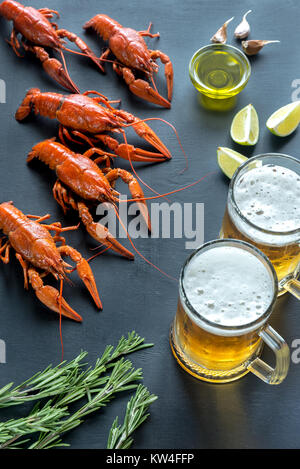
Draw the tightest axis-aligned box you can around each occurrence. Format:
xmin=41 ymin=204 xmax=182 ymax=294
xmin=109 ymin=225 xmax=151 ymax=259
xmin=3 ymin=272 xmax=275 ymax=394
xmin=234 ymin=164 xmax=300 ymax=232
xmin=183 ymin=245 xmax=274 ymax=331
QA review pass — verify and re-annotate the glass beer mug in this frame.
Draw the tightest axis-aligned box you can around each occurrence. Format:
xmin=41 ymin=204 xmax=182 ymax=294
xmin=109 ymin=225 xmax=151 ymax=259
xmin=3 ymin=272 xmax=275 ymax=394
xmin=220 ymin=153 xmax=300 ymax=297
xmin=170 ymin=239 xmax=290 ymax=384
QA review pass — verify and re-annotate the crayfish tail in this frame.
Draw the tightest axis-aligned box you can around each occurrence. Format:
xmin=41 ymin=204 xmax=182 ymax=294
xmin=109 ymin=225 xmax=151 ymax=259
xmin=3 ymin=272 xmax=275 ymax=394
xmin=15 ymin=88 xmax=40 ymax=121
xmin=0 ymin=1 xmax=23 ymax=21
xmin=83 ymin=15 xmax=121 ymax=41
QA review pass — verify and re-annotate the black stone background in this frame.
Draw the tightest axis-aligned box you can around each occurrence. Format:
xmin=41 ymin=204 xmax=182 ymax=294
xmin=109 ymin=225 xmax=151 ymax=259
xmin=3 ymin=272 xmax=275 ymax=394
xmin=0 ymin=0 xmax=299 ymax=449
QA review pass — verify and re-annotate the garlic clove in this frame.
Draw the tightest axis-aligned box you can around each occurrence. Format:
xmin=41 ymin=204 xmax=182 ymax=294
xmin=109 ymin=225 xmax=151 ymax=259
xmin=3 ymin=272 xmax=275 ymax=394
xmin=234 ymin=10 xmax=252 ymax=39
xmin=210 ymin=17 xmax=234 ymax=44
xmin=242 ymin=40 xmax=280 ymax=56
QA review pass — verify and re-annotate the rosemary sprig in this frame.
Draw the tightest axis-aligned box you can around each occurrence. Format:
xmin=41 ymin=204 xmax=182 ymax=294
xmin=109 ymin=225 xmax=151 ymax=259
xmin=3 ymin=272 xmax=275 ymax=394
xmin=107 ymin=385 xmax=158 ymax=449
xmin=0 ymin=332 xmax=154 ymax=450
xmin=0 ymin=332 xmax=153 ymax=409
xmin=0 ymin=402 xmax=70 ymax=449
xmin=30 ymin=358 xmax=144 ymax=449
xmin=0 ymin=352 xmax=87 ymax=409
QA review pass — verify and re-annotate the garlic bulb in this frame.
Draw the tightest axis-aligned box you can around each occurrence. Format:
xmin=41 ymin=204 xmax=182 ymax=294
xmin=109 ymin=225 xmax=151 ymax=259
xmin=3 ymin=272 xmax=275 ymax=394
xmin=242 ymin=40 xmax=280 ymax=56
xmin=210 ymin=17 xmax=234 ymax=44
xmin=234 ymin=10 xmax=252 ymax=39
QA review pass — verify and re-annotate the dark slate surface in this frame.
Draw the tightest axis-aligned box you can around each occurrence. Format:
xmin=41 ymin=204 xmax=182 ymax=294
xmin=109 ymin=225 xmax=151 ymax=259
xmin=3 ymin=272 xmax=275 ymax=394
xmin=0 ymin=0 xmax=299 ymax=449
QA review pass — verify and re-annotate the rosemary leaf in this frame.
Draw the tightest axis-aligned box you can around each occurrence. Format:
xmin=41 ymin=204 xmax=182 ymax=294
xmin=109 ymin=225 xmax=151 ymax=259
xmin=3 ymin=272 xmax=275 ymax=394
xmin=107 ymin=385 xmax=158 ymax=449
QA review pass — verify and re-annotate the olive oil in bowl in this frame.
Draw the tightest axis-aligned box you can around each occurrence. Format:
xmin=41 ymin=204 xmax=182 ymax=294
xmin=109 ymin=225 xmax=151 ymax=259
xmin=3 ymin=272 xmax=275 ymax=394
xmin=189 ymin=44 xmax=251 ymax=100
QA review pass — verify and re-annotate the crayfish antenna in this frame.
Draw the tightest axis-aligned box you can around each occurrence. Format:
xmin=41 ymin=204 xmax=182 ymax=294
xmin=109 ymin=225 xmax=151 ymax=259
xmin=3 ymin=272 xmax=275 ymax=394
xmin=58 ymin=278 xmax=64 ymax=362
xmin=58 ymin=49 xmax=80 ymax=93
xmin=119 ymin=128 xmax=171 ymax=204
xmin=110 ymin=171 xmax=215 ymax=278
xmin=57 ymin=29 xmax=106 ymax=73
xmin=121 ymin=171 xmax=216 ymax=203
xmin=112 ymin=204 xmax=176 ymax=282
xmin=124 ymin=116 xmax=189 ymax=172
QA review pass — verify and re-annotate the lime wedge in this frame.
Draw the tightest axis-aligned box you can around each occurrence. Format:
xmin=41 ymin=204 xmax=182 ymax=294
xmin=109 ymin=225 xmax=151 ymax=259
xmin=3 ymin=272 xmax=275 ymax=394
xmin=266 ymin=101 xmax=300 ymax=137
xmin=217 ymin=147 xmax=248 ymax=178
xmin=230 ymin=104 xmax=259 ymax=145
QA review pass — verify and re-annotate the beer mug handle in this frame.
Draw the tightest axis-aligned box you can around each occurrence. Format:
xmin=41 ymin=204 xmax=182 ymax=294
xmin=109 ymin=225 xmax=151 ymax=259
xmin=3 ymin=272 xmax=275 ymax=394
xmin=247 ymin=325 xmax=290 ymax=385
xmin=284 ymin=278 xmax=300 ymax=300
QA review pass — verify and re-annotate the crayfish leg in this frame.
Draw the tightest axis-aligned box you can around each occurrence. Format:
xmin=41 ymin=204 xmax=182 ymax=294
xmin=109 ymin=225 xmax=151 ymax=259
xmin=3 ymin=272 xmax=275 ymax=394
xmin=26 ymin=213 xmax=51 ymax=223
xmin=57 ymin=245 xmax=102 ymax=310
xmin=0 ymin=240 xmax=10 ymax=264
xmin=53 ymin=180 xmax=77 ymax=215
xmin=117 ymin=65 xmax=171 ymax=109
xmin=83 ymin=148 xmax=112 ymax=167
xmin=77 ymin=201 xmax=134 ymax=260
xmin=38 ymin=8 xmax=60 ymax=19
xmin=15 ymin=253 xmax=28 ymax=289
xmin=56 ymin=29 xmax=105 ymax=73
xmin=98 ymin=48 xmax=111 ymax=72
xmin=150 ymin=50 xmax=173 ymax=102
xmin=20 ymin=43 xmax=79 ymax=94
xmin=28 ymin=268 xmax=82 ymax=322
xmin=138 ymin=22 xmax=160 ymax=38
xmin=95 ymin=134 xmax=169 ymax=162
xmin=105 ymin=168 xmax=151 ymax=232
xmin=109 ymin=110 xmax=171 ymax=159
xmin=7 ymin=28 xmax=22 ymax=57
xmin=59 ymin=126 xmax=96 ymax=147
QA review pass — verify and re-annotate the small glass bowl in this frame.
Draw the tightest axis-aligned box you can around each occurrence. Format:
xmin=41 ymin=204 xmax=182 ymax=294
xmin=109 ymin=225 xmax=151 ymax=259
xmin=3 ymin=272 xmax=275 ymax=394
xmin=189 ymin=43 xmax=251 ymax=100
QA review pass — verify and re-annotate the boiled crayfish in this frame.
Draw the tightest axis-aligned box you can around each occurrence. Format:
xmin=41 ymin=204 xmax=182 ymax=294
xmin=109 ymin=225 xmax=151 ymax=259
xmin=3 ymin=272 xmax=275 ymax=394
xmin=84 ymin=14 xmax=173 ymax=108
xmin=16 ymin=88 xmax=171 ymax=162
xmin=0 ymin=0 xmax=103 ymax=93
xmin=27 ymin=138 xmax=151 ymax=259
xmin=0 ymin=201 xmax=101 ymax=321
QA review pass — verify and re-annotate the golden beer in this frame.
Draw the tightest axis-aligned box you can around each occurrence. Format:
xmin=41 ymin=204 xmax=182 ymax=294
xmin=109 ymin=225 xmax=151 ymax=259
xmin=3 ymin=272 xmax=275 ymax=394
xmin=221 ymin=208 xmax=300 ymax=285
xmin=170 ymin=239 xmax=290 ymax=384
xmin=173 ymin=298 xmax=262 ymax=374
xmin=220 ymin=154 xmax=300 ymax=292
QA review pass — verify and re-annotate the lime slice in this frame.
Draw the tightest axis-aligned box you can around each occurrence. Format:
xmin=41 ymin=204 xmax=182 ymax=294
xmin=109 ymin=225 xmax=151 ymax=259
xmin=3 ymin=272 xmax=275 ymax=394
xmin=266 ymin=101 xmax=300 ymax=137
xmin=230 ymin=104 xmax=259 ymax=145
xmin=217 ymin=147 xmax=248 ymax=178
